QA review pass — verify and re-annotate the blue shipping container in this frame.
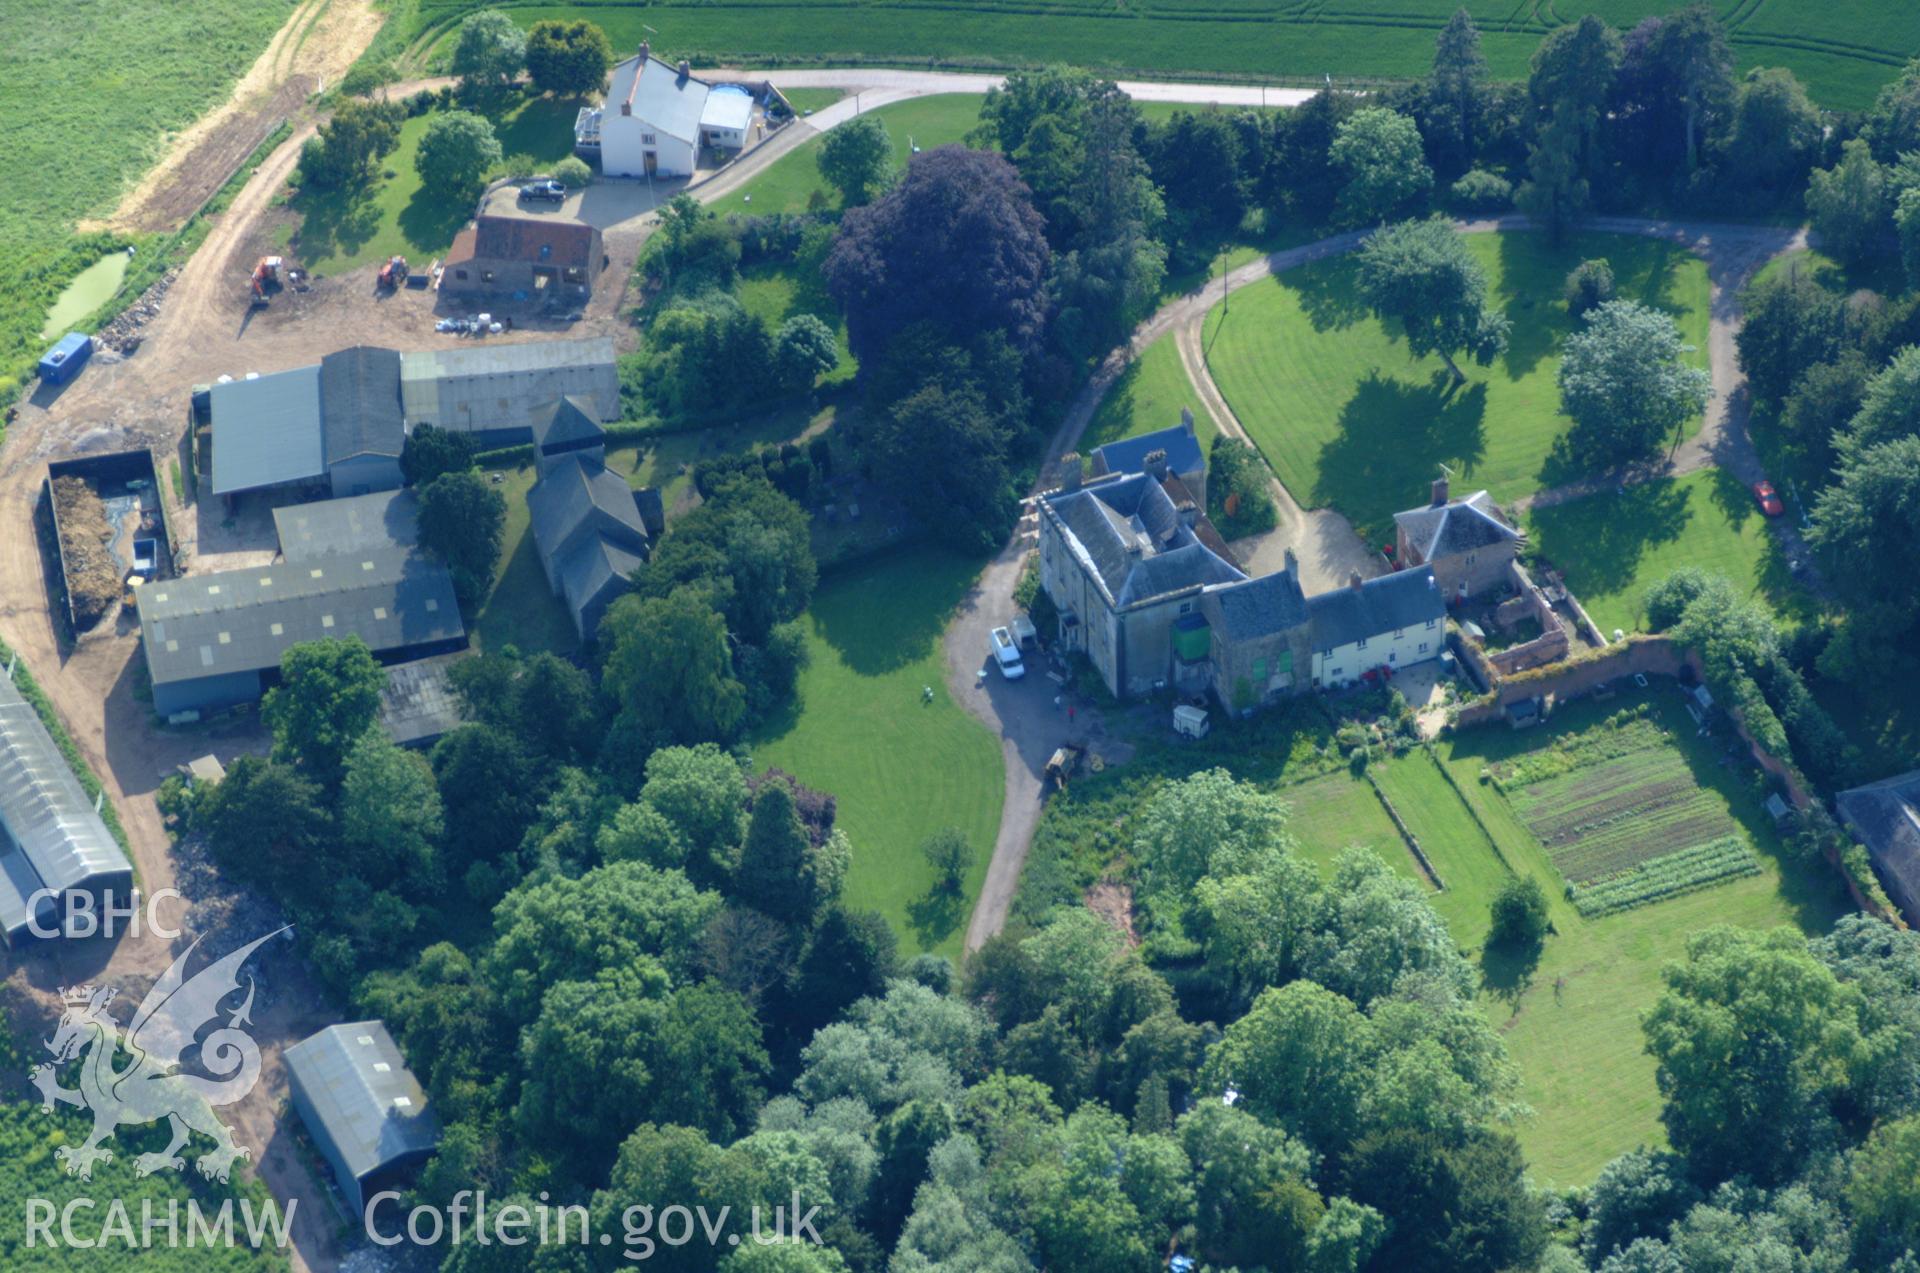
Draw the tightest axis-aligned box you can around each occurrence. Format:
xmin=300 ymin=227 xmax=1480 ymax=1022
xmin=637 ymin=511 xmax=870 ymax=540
xmin=38 ymin=332 xmax=93 ymax=385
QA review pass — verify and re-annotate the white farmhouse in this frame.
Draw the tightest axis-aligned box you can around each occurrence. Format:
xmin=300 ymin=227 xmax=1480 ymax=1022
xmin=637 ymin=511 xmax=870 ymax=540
xmin=575 ymin=45 xmax=758 ymax=179
xmin=1306 ymin=568 xmax=1447 ymax=689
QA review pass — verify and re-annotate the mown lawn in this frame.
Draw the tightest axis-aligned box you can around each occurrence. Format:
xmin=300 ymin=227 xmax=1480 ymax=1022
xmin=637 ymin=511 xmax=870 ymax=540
xmin=292 ymin=94 xmax=584 ymax=276
xmin=1438 ymin=688 xmax=1849 ymax=1185
xmin=472 ymin=3 xmax=1914 ymax=111
xmin=724 ymin=95 xmax=984 ymax=215
xmin=1527 ymin=468 xmax=1812 ymax=636
xmin=471 ymin=463 xmax=579 ymax=656
xmin=753 ymin=547 xmax=1004 ymax=960
xmin=779 ymin=88 xmax=846 ymax=115
xmin=1081 ymin=335 xmax=1212 ymax=454
xmin=1281 ymin=769 xmax=1420 ymax=883
xmin=1201 ymin=231 xmax=1710 ymax=540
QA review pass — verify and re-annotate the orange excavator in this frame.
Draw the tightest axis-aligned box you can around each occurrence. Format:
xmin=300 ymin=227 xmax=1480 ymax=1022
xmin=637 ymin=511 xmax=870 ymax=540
xmin=248 ymin=256 xmax=283 ymax=308
xmin=377 ymin=255 xmax=409 ymax=291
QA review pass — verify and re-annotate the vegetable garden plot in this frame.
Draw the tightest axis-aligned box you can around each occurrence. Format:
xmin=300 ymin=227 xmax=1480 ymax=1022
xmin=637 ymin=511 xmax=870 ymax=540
xmin=1497 ymin=729 xmax=1757 ymax=916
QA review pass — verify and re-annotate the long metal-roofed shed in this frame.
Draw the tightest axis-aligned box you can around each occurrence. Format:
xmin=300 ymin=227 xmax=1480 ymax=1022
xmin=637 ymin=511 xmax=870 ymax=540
xmin=399 ymin=338 xmax=619 ymax=446
xmin=209 ymin=366 xmax=326 ymax=497
xmin=273 ymin=487 xmax=420 ymax=562
xmin=319 ymin=347 xmax=406 ymax=497
xmin=0 ymin=669 xmax=133 ymax=946
xmin=285 ymin=1021 xmax=440 ymax=1214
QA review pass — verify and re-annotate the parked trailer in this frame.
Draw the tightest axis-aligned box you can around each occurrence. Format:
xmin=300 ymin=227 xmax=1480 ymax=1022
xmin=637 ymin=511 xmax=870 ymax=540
xmin=37 ymin=332 xmax=92 ymax=386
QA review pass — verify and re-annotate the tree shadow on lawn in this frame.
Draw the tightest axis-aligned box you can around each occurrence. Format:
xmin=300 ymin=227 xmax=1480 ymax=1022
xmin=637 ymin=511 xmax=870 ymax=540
xmin=1312 ymin=371 xmax=1487 ymax=536
xmin=1526 ymin=478 xmax=1692 ymax=603
xmin=1479 ymin=936 xmax=1539 ymax=1007
xmin=1290 ymin=256 xmax=1371 ymax=333
xmin=493 ymin=96 xmax=588 ymax=165
xmin=1492 ymin=232 xmax=1693 ymax=381
xmin=907 ymin=884 xmax=966 ymax=948
xmin=397 ymin=184 xmax=473 ymax=261
xmin=810 ymin=546 xmax=986 ymax=677
xmin=291 ymin=185 xmax=384 ymax=268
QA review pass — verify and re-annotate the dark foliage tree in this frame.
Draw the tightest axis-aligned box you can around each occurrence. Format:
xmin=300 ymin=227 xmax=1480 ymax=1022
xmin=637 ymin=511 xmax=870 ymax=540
xmin=1429 ymin=9 xmax=1490 ymax=172
xmin=1354 ymin=216 xmax=1510 ymax=383
xmin=600 ymin=588 xmax=748 ymax=747
xmin=430 ymin=724 xmax=542 ymax=890
xmin=824 ymin=145 xmax=1051 ymax=363
xmin=299 ymin=99 xmax=402 ymax=189
xmin=261 ymin=636 xmax=385 ymax=784
xmin=199 ymin=755 xmax=331 ymax=898
xmin=524 ymin=18 xmax=612 ymax=98
xmin=400 ymin=422 xmax=478 ymax=486
xmin=1735 ymin=269 xmax=1847 ymax=410
xmin=418 ymin=469 xmax=506 ymax=605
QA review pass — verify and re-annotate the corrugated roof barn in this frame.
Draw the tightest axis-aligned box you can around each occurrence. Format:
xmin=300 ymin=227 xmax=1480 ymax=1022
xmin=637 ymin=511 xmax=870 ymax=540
xmin=0 ymin=670 xmax=133 ymax=945
xmin=209 ymin=366 xmax=326 ymax=496
xmin=273 ymin=488 xmax=421 ymax=562
xmin=399 ymin=338 xmax=619 ymax=444
xmin=285 ymin=1021 xmax=440 ymax=1213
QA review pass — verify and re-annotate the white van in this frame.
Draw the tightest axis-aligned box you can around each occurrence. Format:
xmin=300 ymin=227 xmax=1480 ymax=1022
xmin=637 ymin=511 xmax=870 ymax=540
xmin=989 ymin=626 xmax=1026 ymax=679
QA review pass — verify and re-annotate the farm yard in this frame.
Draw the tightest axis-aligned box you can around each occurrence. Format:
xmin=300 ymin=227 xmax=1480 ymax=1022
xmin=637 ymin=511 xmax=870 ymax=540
xmin=391 ymin=1 xmax=1918 ymax=111
xmin=1201 ymin=230 xmax=1710 ymax=540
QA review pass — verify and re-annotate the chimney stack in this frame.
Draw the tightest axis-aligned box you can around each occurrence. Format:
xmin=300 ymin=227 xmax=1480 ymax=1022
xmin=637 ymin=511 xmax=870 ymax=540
xmin=1431 ymin=474 xmax=1450 ymax=507
xmin=678 ymin=59 xmax=691 ymax=79
xmin=1284 ymin=546 xmax=1299 ymax=577
xmin=1060 ymin=452 xmax=1084 ymax=492
xmin=1180 ymin=405 xmax=1195 ymax=434
xmin=1143 ymin=448 xmax=1169 ymax=481
xmin=639 ymin=40 xmax=651 ymax=62
xmin=1349 ymin=570 xmax=1364 ymax=591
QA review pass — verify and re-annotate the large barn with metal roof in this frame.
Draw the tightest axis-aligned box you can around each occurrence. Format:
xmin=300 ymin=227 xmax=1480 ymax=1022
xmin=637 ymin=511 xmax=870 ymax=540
xmin=285 ymin=1021 xmax=440 ymax=1214
xmin=208 ymin=340 xmax=618 ymax=497
xmin=138 ymin=490 xmax=466 ymax=718
xmin=0 ymin=669 xmax=134 ymax=946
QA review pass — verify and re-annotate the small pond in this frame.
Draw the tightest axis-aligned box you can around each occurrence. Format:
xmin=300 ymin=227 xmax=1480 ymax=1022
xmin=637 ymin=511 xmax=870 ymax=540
xmin=40 ymin=252 xmax=131 ymax=341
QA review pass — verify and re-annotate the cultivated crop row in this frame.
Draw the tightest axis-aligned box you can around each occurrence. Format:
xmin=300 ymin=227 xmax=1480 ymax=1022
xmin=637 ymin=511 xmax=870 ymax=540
xmin=1569 ymin=836 xmax=1761 ymax=917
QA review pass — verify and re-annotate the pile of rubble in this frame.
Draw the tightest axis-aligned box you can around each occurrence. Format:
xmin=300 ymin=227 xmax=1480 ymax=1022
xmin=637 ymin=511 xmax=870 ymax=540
xmin=93 ymin=267 xmax=179 ymax=356
xmin=49 ymin=476 xmax=122 ymax=628
xmin=170 ymin=833 xmax=292 ymax=981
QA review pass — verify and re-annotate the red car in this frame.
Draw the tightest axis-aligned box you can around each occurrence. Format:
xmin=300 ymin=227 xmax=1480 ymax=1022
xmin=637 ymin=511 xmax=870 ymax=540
xmin=1752 ymin=480 xmax=1784 ymax=517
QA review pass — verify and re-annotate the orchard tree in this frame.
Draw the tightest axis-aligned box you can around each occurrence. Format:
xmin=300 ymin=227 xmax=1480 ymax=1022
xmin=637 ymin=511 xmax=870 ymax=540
xmin=1354 ymin=216 xmax=1510 ymax=383
xmin=1558 ymin=299 xmax=1711 ymax=466
xmin=417 ymin=469 xmax=506 ymax=604
xmin=1329 ymin=107 xmax=1432 ymax=227
xmin=262 ymin=637 xmax=385 ymax=783
xmin=818 ymin=115 xmax=892 ymax=206
xmin=524 ymin=18 xmax=612 ymax=98
xmin=415 ymin=111 xmax=503 ymax=197
xmin=451 ymin=9 xmax=525 ymax=95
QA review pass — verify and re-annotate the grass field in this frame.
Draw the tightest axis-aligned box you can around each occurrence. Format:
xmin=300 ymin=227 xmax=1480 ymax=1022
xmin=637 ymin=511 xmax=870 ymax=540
xmin=0 ymin=0 xmax=288 ymax=393
xmin=753 ymin=547 xmax=1004 ymax=959
xmin=292 ymin=94 xmax=582 ymax=275
xmin=405 ymin=2 xmax=1920 ymax=112
xmin=1202 ymin=231 xmax=1710 ymax=539
xmin=1281 ymin=769 xmax=1421 ymax=882
xmin=1081 ymin=335 xmax=1213 ymax=455
xmin=1527 ymin=468 xmax=1809 ymax=636
xmin=724 ymin=95 xmax=984 ymax=215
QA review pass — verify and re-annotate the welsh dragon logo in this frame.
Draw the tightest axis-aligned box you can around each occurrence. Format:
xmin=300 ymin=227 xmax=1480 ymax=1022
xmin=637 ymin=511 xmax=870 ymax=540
xmin=28 ymin=928 xmax=287 ymax=1182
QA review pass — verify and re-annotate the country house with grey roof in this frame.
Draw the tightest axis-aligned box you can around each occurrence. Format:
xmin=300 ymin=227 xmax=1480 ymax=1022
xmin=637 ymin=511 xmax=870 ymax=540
xmin=1393 ymin=477 xmax=1524 ymax=600
xmin=1837 ymin=771 xmax=1920 ymax=926
xmin=0 ymin=669 xmax=134 ymax=946
xmin=576 ymin=44 xmax=760 ymax=179
xmin=527 ymin=408 xmax=656 ymax=642
xmin=1089 ymin=417 xmax=1208 ymax=506
xmin=285 ymin=1021 xmax=440 ymax=1214
xmin=1039 ymin=444 xmax=1449 ymax=707
xmin=138 ymin=490 xmax=466 ymax=717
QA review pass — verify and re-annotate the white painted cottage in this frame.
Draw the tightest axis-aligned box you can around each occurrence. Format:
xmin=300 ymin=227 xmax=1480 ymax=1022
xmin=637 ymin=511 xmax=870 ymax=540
xmin=575 ymin=45 xmax=757 ymax=179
